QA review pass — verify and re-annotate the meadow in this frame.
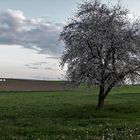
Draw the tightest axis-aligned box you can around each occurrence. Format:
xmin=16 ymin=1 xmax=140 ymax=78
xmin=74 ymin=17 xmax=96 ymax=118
xmin=0 ymin=85 xmax=139 ymax=139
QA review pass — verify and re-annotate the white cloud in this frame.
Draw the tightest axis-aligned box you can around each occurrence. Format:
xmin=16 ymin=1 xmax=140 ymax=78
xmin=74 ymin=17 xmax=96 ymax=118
xmin=0 ymin=9 xmax=64 ymax=56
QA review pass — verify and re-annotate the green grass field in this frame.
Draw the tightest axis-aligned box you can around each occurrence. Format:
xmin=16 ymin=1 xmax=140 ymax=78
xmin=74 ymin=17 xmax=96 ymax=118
xmin=0 ymin=85 xmax=140 ymax=140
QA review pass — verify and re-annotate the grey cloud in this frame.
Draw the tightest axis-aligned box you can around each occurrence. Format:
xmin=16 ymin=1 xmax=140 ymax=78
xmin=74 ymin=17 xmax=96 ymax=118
xmin=46 ymin=56 xmax=60 ymax=60
xmin=27 ymin=66 xmax=40 ymax=70
xmin=25 ymin=62 xmax=47 ymax=69
xmin=0 ymin=9 xmax=64 ymax=56
xmin=25 ymin=64 xmax=56 ymax=71
xmin=44 ymin=67 xmax=56 ymax=70
xmin=24 ymin=64 xmax=30 ymax=67
xmin=25 ymin=62 xmax=56 ymax=71
xmin=30 ymin=62 xmax=47 ymax=66
xmin=24 ymin=64 xmax=40 ymax=69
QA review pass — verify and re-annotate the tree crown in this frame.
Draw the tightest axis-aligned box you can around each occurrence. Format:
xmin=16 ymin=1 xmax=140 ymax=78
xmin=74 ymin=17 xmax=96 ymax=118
xmin=60 ymin=0 xmax=140 ymax=87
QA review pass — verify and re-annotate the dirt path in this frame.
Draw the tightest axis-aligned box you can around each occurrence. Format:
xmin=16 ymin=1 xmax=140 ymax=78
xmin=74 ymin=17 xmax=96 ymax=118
xmin=0 ymin=79 xmax=65 ymax=91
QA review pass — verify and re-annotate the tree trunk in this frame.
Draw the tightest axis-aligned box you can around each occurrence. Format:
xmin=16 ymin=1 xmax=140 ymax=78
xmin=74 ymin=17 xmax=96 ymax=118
xmin=98 ymin=95 xmax=105 ymax=110
xmin=97 ymin=84 xmax=114 ymax=109
xmin=97 ymin=85 xmax=105 ymax=110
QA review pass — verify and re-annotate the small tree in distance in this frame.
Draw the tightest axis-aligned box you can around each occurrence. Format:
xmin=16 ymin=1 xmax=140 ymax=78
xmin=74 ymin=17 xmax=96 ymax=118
xmin=60 ymin=0 xmax=140 ymax=109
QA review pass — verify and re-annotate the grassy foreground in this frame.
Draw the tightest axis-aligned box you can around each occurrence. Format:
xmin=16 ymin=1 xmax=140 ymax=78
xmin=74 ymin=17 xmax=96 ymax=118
xmin=0 ymin=85 xmax=139 ymax=139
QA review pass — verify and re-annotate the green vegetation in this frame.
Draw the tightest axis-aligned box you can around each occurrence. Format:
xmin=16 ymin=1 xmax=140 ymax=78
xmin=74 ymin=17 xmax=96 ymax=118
xmin=0 ymin=85 xmax=140 ymax=139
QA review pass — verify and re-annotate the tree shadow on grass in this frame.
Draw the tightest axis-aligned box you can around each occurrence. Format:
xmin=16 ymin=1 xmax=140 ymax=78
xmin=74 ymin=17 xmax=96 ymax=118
xmin=48 ymin=92 xmax=140 ymax=122
xmin=45 ymin=103 xmax=139 ymax=128
xmin=49 ymin=104 xmax=137 ymax=119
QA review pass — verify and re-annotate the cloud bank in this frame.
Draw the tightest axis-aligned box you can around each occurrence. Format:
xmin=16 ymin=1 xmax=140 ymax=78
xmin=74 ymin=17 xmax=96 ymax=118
xmin=0 ymin=9 xmax=64 ymax=56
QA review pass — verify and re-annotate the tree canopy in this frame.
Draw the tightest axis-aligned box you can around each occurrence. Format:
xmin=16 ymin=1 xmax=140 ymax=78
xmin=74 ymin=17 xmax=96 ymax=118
xmin=60 ymin=0 xmax=140 ymax=109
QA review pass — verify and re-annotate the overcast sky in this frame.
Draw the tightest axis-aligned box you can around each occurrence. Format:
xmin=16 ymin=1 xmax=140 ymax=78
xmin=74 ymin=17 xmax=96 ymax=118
xmin=0 ymin=0 xmax=140 ymax=80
